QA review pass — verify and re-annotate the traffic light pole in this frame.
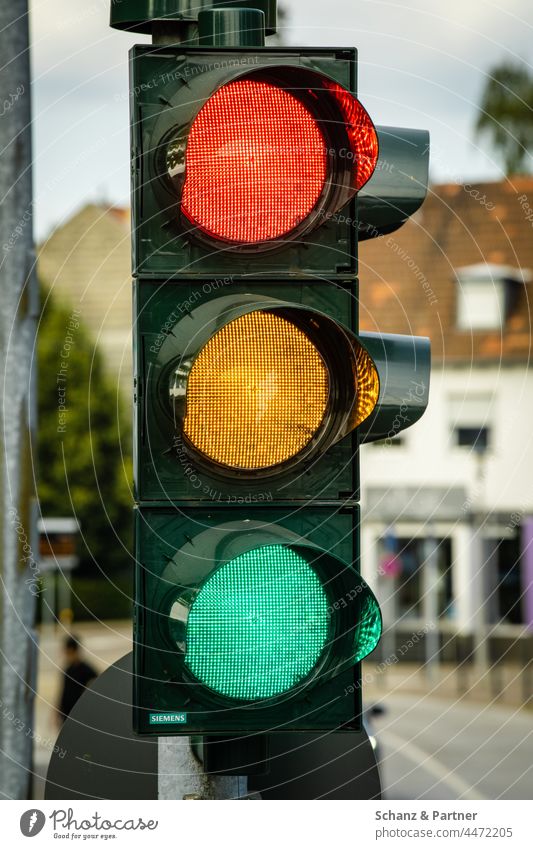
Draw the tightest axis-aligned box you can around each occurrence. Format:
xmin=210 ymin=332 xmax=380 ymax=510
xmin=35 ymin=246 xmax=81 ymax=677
xmin=158 ymin=738 xmax=248 ymax=799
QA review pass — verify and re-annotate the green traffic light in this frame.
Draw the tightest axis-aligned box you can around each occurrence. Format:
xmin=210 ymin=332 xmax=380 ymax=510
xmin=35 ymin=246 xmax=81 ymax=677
xmin=185 ymin=545 xmax=329 ymax=701
xmin=134 ymin=513 xmax=384 ymax=734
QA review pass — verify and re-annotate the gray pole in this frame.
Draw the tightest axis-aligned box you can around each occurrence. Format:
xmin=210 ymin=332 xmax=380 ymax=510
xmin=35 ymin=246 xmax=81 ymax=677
xmin=0 ymin=0 xmax=38 ymax=799
xmin=422 ymin=532 xmax=440 ymax=684
xmin=472 ymin=452 xmax=489 ymax=673
xmin=158 ymin=738 xmax=247 ymax=799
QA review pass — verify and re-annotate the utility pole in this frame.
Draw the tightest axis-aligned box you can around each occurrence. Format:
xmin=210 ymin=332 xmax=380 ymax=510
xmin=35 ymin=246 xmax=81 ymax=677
xmin=0 ymin=0 xmax=38 ymax=799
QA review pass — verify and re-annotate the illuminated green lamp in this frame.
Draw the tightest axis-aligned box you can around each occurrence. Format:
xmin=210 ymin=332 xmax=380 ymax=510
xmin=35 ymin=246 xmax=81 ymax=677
xmin=164 ymin=525 xmax=382 ymax=706
xmin=186 ymin=546 xmax=329 ymax=700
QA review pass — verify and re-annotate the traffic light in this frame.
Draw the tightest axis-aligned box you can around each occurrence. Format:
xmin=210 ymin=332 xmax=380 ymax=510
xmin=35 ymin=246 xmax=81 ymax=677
xmin=129 ymin=43 xmax=379 ymax=277
xmin=120 ymin=2 xmax=431 ymax=737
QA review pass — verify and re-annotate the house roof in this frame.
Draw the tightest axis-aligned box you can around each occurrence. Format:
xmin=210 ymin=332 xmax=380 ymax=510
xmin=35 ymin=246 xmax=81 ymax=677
xmin=359 ymin=177 xmax=533 ymax=363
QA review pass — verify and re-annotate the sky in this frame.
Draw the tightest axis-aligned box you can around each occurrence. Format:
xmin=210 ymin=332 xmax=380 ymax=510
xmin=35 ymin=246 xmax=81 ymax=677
xmin=29 ymin=0 xmax=533 ymax=241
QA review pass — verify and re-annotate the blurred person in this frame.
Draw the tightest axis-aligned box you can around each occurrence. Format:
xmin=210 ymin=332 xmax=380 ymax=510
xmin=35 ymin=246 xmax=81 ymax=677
xmin=57 ymin=635 xmax=97 ymax=724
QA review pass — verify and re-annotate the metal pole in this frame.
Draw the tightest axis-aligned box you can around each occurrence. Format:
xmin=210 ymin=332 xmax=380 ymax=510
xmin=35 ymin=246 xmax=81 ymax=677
xmin=472 ymin=453 xmax=490 ymax=674
xmin=158 ymin=738 xmax=247 ymax=799
xmin=422 ymin=533 xmax=440 ymax=684
xmin=0 ymin=0 xmax=38 ymax=799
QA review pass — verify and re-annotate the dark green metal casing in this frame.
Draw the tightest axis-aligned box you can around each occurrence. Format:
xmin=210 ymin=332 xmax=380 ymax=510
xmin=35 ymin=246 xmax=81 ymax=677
xmin=133 ymin=279 xmax=430 ymax=504
xmin=129 ymin=45 xmax=359 ymax=279
xmin=111 ymin=0 xmax=277 ymax=35
xmin=127 ymin=26 xmax=431 ymax=737
xmin=134 ymin=278 xmax=360 ymax=504
xmin=133 ymin=506 xmax=373 ymax=735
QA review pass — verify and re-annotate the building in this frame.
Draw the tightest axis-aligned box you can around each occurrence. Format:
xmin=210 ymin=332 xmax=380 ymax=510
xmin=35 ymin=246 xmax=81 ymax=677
xmin=359 ymin=177 xmax=533 ymax=658
xmin=38 ymin=204 xmax=132 ymax=387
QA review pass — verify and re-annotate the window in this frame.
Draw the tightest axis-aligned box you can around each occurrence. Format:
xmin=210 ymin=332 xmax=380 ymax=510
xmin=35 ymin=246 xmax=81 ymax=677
xmin=455 ymin=264 xmax=530 ymax=332
xmin=455 ymin=426 xmax=490 ymax=450
xmin=457 ymin=278 xmax=504 ymax=331
xmin=495 ymin=536 xmax=522 ymax=625
xmin=449 ymin=393 xmax=492 ymax=453
xmin=378 ymin=536 xmax=453 ymax=619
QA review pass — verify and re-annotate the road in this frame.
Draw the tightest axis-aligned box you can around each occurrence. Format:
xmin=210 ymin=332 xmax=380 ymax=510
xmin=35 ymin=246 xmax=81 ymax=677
xmin=371 ymin=693 xmax=533 ymax=800
xmin=32 ymin=623 xmax=532 ymax=800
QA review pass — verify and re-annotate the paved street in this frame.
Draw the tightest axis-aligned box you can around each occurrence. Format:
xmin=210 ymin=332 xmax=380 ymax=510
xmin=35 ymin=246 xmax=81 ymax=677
xmin=371 ymin=693 xmax=533 ymax=800
xmin=32 ymin=622 xmax=533 ymax=800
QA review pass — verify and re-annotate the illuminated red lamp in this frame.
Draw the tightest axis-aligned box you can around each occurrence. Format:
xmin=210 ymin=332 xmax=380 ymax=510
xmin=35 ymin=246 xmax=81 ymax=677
xmin=176 ymin=70 xmax=378 ymax=250
xmin=182 ymin=79 xmax=327 ymax=244
xmin=324 ymin=81 xmax=379 ymax=191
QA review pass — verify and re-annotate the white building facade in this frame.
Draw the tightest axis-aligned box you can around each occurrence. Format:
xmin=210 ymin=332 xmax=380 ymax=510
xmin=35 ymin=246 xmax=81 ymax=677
xmin=360 ymin=361 xmax=533 ymax=658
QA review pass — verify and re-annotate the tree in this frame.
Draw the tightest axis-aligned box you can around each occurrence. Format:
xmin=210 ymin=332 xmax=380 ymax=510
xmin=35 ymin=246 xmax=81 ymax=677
xmin=37 ymin=286 xmax=133 ymax=579
xmin=476 ymin=62 xmax=533 ymax=175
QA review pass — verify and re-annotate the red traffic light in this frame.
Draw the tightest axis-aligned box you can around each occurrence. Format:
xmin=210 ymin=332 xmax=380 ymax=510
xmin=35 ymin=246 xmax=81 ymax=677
xmin=165 ymin=69 xmax=378 ymax=250
xmin=182 ymin=79 xmax=328 ymax=244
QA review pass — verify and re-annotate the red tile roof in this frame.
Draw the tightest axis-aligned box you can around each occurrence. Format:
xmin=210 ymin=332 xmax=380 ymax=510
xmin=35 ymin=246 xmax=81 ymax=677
xmin=359 ymin=178 xmax=533 ymax=363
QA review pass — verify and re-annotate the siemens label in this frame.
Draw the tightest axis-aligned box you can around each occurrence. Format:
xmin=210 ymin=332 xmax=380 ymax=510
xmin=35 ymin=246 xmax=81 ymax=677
xmin=149 ymin=712 xmax=187 ymax=725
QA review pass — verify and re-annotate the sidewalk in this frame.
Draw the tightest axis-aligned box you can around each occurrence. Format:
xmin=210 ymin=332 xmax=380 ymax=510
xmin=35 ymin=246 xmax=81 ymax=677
xmin=364 ymin=660 xmax=533 ymax=712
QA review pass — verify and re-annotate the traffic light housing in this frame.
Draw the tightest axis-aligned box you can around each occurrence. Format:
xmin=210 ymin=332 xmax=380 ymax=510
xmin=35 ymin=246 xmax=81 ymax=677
xmin=135 ymin=285 xmax=429 ymax=503
xmin=120 ymin=2 xmax=431 ymax=738
xmin=134 ymin=513 xmax=382 ymax=733
xmin=129 ymin=45 xmax=380 ymax=277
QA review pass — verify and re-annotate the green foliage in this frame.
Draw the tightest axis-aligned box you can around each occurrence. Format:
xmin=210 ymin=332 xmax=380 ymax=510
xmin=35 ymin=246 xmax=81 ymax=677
xmin=37 ymin=286 xmax=133 ymax=580
xmin=476 ymin=62 xmax=533 ymax=175
xmin=70 ymin=573 xmax=133 ymax=621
